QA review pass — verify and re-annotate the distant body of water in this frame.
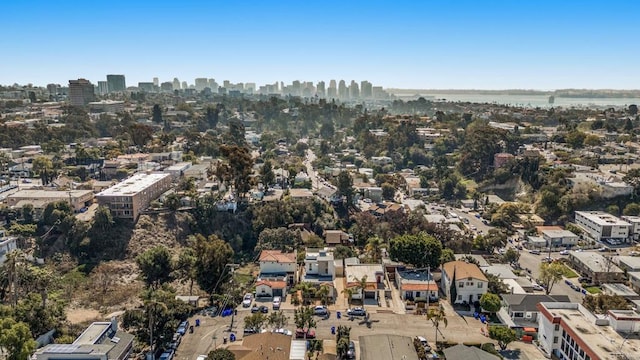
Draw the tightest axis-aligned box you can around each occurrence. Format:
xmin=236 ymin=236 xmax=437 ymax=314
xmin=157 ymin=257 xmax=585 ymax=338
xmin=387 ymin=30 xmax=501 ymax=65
xmin=405 ymin=93 xmax=640 ymax=109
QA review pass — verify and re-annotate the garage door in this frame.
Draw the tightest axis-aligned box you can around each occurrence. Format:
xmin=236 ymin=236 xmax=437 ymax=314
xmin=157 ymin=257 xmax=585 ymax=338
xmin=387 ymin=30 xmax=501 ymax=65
xmin=273 ymin=289 xmax=283 ymax=297
xmin=364 ymin=291 xmax=375 ymax=299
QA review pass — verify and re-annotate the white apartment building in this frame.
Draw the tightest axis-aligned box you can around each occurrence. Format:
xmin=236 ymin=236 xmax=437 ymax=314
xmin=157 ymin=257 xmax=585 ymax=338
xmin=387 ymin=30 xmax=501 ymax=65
xmin=0 ymin=231 xmax=18 ymax=265
xmin=258 ymin=250 xmax=298 ymax=286
xmin=621 ymin=215 xmax=640 ymax=241
xmin=441 ymin=261 xmax=488 ymax=305
xmin=574 ymin=211 xmax=631 ymax=243
xmin=538 ymin=302 xmax=640 ymax=360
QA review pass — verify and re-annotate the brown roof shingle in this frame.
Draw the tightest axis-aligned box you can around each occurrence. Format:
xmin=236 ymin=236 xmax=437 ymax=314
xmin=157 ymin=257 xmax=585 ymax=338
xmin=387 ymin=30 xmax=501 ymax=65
xmin=442 ymin=261 xmax=488 ymax=282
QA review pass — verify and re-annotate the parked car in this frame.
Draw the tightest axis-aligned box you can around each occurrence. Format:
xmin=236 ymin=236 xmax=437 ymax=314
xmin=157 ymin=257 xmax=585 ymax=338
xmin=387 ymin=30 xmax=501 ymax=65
xmin=273 ymin=296 xmax=281 ymax=310
xmin=244 ymin=328 xmax=259 ymax=335
xmin=347 ymin=340 xmax=356 ymax=359
xmin=295 ymin=329 xmax=316 ymax=339
xmin=169 ymin=333 xmax=181 ymax=349
xmin=347 ymin=307 xmax=366 ymax=316
xmin=196 ymin=355 xmax=207 ymax=360
xmin=416 ymin=336 xmax=431 ymax=352
xmin=259 ymin=305 xmax=269 ymax=313
xmin=599 ymin=247 xmax=608 ymax=252
xmin=313 ymin=305 xmax=328 ymax=316
xmin=251 ymin=305 xmax=260 ymax=313
xmin=242 ymin=293 xmax=253 ymax=307
xmin=177 ymin=321 xmax=189 ymax=336
xmin=532 ymin=283 xmax=544 ymax=291
xmin=530 ymin=249 xmax=541 ymax=255
xmin=559 ymin=250 xmax=569 ymax=255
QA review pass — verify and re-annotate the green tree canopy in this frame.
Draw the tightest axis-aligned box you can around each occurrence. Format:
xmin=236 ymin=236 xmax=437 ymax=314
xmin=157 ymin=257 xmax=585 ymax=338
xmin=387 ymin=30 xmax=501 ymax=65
xmin=488 ymin=325 xmax=517 ymax=350
xmin=136 ymin=246 xmax=173 ymax=289
xmin=389 ymin=233 xmax=442 ymax=269
xmin=479 ymin=293 xmax=501 ymax=313
xmin=0 ymin=317 xmax=38 ymax=360
xmin=207 ymin=348 xmax=236 ymax=360
xmin=193 ymin=234 xmax=234 ymax=295
xmin=539 ymin=262 xmax=564 ymax=295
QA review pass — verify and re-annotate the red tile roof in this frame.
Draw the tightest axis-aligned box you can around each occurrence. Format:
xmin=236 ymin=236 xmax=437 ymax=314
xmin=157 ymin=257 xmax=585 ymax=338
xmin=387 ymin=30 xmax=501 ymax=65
xmin=259 ymin=250 xmax=297 ymax=263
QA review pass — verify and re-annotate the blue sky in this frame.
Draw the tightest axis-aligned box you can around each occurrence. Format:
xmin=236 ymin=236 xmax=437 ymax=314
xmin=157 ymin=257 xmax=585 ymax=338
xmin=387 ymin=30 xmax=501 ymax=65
xmin=1 ymin=0 xmax=638 ymax=89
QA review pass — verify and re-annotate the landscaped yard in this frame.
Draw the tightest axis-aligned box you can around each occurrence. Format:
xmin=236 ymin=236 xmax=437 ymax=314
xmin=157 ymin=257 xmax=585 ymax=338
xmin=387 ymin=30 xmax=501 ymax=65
xmin=585 ymin=286 xmax=602 ymax=294
xmin=558 ymin=264 xmax=578 ymax=278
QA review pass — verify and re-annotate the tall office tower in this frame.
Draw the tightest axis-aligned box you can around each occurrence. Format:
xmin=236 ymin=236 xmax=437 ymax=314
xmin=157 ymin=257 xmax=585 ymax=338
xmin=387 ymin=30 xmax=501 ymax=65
xmin=181 ymin=81 xmax=188 ymax=90
xmin=316 ymin=81 xmax=326 ymax=98
xmin=350 ymin=80 xmax=360 ymax=99
xmin=327 ymin=80 xmax=337 ymax=98
xmin=153 ymin=77 xmax=159 ymax=86
xmin=106 ymin=74 xmax=126 ymax=93
xmin=291 ymin=80 xmax=301 ymax=96
xmin=338 ymin=80 xmax=348 ymax=100
xmin=97 ymin=81 xmax=109 ymax=95
xmin=68 ymin=79 xmax=95 ymax=106
xmin=245 ymin=83 xmax=256 ymax=94
xmin=46 ymin=84 xmax=59 ymax=96
xmin=360 ymin=81 xmax=373 ymax=99
xmin=195 ymin=78 xmax=209 ymax=91
xmin=160 ymin=82 xmax=173 ymax=92
xmin=223 ymin=80 xmax=231 ymax=89
xmin=172 ymin=78 xmax=181 ymax=90
xmin=209 ymin=79 xmax=219 ymax=92
xmin=138 ymin=82 xmax=155 ymax=92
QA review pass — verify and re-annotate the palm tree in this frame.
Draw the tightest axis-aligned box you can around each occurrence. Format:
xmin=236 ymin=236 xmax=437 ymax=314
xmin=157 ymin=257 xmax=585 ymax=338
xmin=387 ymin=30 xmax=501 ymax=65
xmin=365 ymin=237 xmax=383 ymax=263
xmin=350 ymin=275 xmax=368 ymax=303
xmin=296 ymin=282 xmax=314 ymax=306
xmin=316 ymin=283 xmax=331 ymax=305
xmin=426 ymin=304 xmax=448 ymax=350
xmin=341 ymin=288 xmax=354 ymax=308
xmin=2 ymin=250 xmax=25 ymax=307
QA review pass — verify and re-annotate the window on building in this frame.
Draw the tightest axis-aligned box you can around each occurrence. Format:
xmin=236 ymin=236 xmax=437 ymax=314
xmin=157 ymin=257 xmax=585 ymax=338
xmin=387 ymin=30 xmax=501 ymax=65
xmin=415 ymin=292 xmax=421 ymax=297
xmin=457 ymin=295 xmax=462 ymax=301
xmin=555 ymin=324 xmax=559 ymax=331
xmin=458 ymin=282 xmax=464 ymax=288
xmin=513 ymin=312 xmax=524 ymax=318
xmin=478 ymin=282 xmax=483 ymax=288
xmin=553 ymin=337 xmax=558 ymax=344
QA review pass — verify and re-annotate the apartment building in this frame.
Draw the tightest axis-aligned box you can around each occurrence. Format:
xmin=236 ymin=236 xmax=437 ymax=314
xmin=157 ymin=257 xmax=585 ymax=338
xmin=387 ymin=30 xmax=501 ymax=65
xmin=441 ymin=261 xmax=488 ymax=305
xmin=568 ymin=251 xmax=625 ymax=285
xmin=538 ymin=302 xmax=640 ymax=360
xmin=96 ymin=173 xmax=172 ymax=219
xmin=6 ymin=189 xmax=94 ymax=213
xmin=575 ymin=211 xmax=631 ymax=243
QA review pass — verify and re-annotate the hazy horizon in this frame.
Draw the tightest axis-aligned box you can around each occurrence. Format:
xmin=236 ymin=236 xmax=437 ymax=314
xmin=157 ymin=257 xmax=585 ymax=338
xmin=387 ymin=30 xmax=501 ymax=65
xmin=2 ymin=0 xmax=639 ymax=89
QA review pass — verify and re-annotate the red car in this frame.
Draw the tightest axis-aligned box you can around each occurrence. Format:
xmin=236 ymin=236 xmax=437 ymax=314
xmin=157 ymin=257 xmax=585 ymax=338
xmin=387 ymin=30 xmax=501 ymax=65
xmin=295 ymin=329 xmax=316 ymax=339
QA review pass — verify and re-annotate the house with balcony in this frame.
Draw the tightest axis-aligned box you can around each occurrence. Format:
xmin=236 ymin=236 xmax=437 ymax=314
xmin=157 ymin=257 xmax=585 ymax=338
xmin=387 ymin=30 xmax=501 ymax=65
xmin=258 ymin=250 xmax=298 ymax=286
xmin=441 ymin=261 xmax=488 ymax=305
xmin=303 ymin=248 xmax=335 ymax=282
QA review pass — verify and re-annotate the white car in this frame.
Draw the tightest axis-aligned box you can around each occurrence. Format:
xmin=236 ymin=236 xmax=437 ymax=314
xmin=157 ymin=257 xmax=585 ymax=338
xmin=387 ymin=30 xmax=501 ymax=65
xmin=532 ymin=283 xmax=544 ymax=291
xmin=559 ymin=250 xmax=569 ymax=255
xmin=273 ymin=296 xmax=281 ymax=310
xmin=242 ymin=293 xmax=252 ymax=307
xmin=196 ymin=355 xmax=207 ymax=360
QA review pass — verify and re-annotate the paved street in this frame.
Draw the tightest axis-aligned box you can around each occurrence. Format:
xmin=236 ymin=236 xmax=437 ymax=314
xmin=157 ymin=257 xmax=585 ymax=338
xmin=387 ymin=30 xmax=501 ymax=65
xmin=174 ymin=302 xmax=543 ymax=360
xmin=514 ymin=244 xmax=585 ymax=303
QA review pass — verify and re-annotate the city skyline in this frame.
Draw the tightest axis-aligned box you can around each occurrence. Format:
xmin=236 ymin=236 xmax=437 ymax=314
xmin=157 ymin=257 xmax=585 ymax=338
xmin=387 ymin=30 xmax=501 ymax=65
xmin=2 ymin=0 xmax=639 ymax=90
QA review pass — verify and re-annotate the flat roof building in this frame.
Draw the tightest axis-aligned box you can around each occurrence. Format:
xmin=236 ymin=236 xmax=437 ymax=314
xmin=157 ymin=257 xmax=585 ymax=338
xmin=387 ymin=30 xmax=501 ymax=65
xmin=568 ymin=251 xmax=624 ymax=285
xmin=34 ymin=321 xmax=133 ymax=360
xmin=538 ymin=302 xmax=640 ymax=360
xmin=68 ymin=79 xmax=95 ymax=106
xmin=575 ymin=211 xmax=631 ymax=243
xmin=97 ymin=173 xmax=172 ymax=220
xmin=6 ymin=189 xmax=94 ymax=213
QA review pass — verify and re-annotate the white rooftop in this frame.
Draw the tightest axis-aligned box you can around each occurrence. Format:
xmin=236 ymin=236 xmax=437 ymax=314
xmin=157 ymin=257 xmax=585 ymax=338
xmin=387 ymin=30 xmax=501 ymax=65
xmin=97 ymin=173 xmax=170 ymax=197
xmin=576 ymin=211 xmax=631 ymax=226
